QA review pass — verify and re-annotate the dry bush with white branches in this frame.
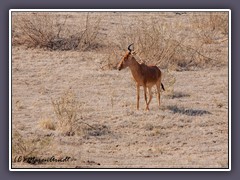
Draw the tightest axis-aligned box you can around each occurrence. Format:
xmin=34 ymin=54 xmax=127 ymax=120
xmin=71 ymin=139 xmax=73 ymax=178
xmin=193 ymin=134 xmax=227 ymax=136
xmin=12 ymin=12 xmax=102 ymax=51
xmin=115 ymin=12 xmax=228 ymax=71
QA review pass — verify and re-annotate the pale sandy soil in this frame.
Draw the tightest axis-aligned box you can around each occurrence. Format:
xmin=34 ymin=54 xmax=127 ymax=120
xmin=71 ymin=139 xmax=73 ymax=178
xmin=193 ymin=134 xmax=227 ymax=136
xmin=11 ymin=12 xmax=229 ymax=169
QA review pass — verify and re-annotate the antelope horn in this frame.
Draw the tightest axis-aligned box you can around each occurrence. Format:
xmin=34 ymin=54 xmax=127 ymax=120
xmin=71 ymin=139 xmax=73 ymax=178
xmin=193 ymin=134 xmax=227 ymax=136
xmin=128 ymin=43 xmax=134 ymax=52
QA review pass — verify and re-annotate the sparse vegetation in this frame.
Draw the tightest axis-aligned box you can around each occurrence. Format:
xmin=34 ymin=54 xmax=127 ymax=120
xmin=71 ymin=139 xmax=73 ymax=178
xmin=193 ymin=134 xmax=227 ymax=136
xmin=12 ymin=128 xmax=53 ymax=162
xmin=193 ymin=12 xmax=228 ymax=44
xmin=12 ymin=12 xmax=102 ymax=51
xmin=11 ymin=11 xmax=229 ymax=168
xmin=115 ymin=12 xmax=228 ymax=70
xmin=51 ymin=89 xmax=80 ymax=135
xmin=39 ymin=118 xmax=56 ymax=130
xmin=12 ymin=12 xmax=228 ymax=70
xmin=50 ymin=89 xmax=109 ymax=137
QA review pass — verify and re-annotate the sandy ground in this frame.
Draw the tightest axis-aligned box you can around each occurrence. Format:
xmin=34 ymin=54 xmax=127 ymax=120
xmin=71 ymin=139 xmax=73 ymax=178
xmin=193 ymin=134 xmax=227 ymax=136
xmin=11 ymin=47 xmax=228 ymax=168
xmin=11 ymin=12 xmax=229 ymax=169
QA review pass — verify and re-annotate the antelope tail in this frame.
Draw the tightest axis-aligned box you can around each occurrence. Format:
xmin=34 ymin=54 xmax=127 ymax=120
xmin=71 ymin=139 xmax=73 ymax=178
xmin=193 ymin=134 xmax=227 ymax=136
xmin=161 ymin=83 xmax=165 ymax=91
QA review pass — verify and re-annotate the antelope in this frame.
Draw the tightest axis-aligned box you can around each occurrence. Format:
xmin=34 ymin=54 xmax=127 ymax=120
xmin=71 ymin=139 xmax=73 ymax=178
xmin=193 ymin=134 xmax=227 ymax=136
xmin=117 ymin=44 xmax=165 ymax=110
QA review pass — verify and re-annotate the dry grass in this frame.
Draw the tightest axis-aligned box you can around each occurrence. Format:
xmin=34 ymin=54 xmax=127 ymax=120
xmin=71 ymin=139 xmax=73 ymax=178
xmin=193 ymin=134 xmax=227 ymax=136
xmin=12 ymin=128 xmax=76 ymax=166
xmin=12 ymin=128 xmax=53 ymax=161
xmin=39 ymin=118 xmax=56 ymax=130
xmin=11 ymin=11 xmax=229 ymax=168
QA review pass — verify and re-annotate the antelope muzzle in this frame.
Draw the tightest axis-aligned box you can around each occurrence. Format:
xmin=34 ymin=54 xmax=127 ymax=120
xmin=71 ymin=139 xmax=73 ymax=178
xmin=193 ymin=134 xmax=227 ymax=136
xmin=117 ymin=63 xmax=122 ymax=71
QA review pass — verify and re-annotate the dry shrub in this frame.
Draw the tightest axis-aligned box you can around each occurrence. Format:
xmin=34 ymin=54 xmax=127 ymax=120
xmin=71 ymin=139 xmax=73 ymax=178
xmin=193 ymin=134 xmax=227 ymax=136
xmin=100 ymin=46 xmax=123 ymax=70
xmin=116 ymin=14 xmax=190 ymax=70
xmin=12 ymin=12 xmax=102 ymax=51
xmin=12 ymin=129 xmax=52 ymax=161
xmin=78 ymin=13 xmax=102 ymax=51
xmin=192 ymin=12 xmax=228 ymax=44
xmin=13 ymin=13 xmax=70 ymax=48
xmin=12 ymin=129 xmax=35 ymax=158
xmin=51 ymin=89 xmax=111 ymax=137
xmin=51 ymin=89 xmax=80 ymax=135
xmin=115 ymin=12 xmax=228 ymax=70
xmin=12 ymin=12 xmax=228 ymax=70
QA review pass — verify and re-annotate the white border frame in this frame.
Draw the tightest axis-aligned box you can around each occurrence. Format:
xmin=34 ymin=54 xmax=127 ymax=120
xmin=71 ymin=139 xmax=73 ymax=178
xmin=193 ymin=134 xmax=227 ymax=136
xmin=9 ymin=9 xmax=231 ymax=171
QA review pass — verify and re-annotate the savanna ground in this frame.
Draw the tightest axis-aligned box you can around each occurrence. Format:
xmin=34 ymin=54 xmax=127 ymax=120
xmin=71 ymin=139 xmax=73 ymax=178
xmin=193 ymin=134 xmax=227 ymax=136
xmin=11 ymin=11 xmax=229 ymax=169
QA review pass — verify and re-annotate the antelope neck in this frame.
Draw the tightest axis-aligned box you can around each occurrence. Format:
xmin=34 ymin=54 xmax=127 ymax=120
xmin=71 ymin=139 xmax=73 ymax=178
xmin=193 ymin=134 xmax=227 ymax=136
xmin=128 ymin=57 xmax=142 ymax=82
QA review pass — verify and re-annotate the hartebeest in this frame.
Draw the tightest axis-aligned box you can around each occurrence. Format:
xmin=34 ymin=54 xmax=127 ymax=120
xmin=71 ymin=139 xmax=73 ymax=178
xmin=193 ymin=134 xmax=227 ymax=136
xmin=117 ymin=44 xmax=165 ymax=110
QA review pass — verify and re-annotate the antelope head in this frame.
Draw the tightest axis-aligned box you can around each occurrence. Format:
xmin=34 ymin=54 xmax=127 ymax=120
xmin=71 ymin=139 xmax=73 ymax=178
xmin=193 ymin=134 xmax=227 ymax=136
xmin=117 ymin=43 xmax=134 ymax=71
